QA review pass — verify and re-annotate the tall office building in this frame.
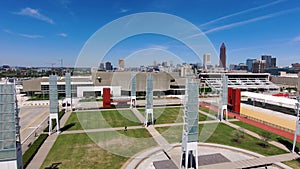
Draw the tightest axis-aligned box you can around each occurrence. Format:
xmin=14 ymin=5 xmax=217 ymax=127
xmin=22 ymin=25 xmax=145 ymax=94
xmin=105 ymin=62 xmax=113 ymax=71
xmin=246 ymin=59 xmax=255 ymax=72
xmin=162 ymin=61 xmax=168 ymax=67
xmin=262 ymin=55 xmax=277 ymax=68
xmin=252 ymin=59 xmax=266 ymax=73
xmin=219 ymin=42 xmax=226 ymax=69
xmin=203 ymin=53 xmax=211 ymax=70
xmin=99 ymin=63 xmax=105 ymax=70
xmin=118 ymin=59 xmax=125 ymax=71
xmin=271 ymin=58 xmax=276 ymax=68
xmin=261 ymin=55 xmax=272 ymax=68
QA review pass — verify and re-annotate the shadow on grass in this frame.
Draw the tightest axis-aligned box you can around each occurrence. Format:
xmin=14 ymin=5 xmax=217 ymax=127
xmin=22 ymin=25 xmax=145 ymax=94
xmin=256 ymin=142 xmax=269 ymax=149
xmin=277 ymin=137 xmax=299 ymax=152
xmin=60 ymin=123 xmax=75 ymax=132
xmin=45 ymin=162 xmax=62 ymax=169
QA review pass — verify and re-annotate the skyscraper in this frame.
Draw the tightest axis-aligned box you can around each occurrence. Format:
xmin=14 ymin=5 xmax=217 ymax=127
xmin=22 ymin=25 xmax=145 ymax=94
xmin=219 ymin=42 xmax=226 ymax=69
xmin=105 ymin=62 xmax=112 ymax=71
xmin=261 ymin=55 xmax=272 ymax=68
xmin=118 ymin=59 xmax=125 ymax=71
xmin=246 ymin=59 xmax=255 ymax=72
xmin=99 ymin=63 xmax=105 ymax=70
xmin=252 ymin=59 xmax=266 ymax=73
xmin=203 ymin=53 xmax=211 ymax=70
xmin=271 ymin=58 xmax=276 ymax=68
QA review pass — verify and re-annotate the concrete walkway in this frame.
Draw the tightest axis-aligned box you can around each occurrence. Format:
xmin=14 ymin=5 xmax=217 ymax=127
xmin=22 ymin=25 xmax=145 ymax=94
xmin=131 ymin=109 xmax=182 ymax=168
xmin=125 ymin=143 xmax=296 ymax=169
xmin=131 ymin=108 xmax=145 ymax=123
xmin=26 ymin=109 xmax=72 ymax=169
xmin=199 ymin=109 xmax=217 ymax=120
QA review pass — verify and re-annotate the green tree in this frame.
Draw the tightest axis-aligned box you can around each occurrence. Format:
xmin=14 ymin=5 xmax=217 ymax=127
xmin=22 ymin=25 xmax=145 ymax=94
xmin=232 ymin=128 xmax=245 ymax=143
xmin=260 ymin=131 xmax=271 ymax=148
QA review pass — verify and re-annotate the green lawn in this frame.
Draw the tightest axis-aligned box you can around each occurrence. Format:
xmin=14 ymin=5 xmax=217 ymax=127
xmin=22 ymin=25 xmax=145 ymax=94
xmin=199 ymin=113 xmax=215 ymax=121
xmin=156 ymin=123 xmax=288 ymax=156
xmin=231 ymin=121 xmax=300 ymax=150
xmin=200 ymin=107 xmax=218 ymax=116
xmin=138 ymin=107 xmax=183 ymax=124
xmin=231 ymin=121 xmax=300 ymax=168
xmin=284 ymin=159 xmax=300 ymax=169
xmin=199 ymin=107 xmax=233 ymax=120
xmin=42 ymin=129 xmax=157 ymax=169
xmin=63 ymin=112 xmax=83 ymax=130
xmin=64 ymin=110 xmax=141 ymax=130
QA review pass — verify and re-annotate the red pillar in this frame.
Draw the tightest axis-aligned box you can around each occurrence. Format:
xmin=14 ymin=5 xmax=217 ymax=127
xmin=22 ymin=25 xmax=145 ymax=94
xmin=232 ymin=88 xmax=241 ymax=114
xmin=103 ymin=88 xmax=111 ymax=108
xmin=228 ymin=87 xmax=233 ymax=110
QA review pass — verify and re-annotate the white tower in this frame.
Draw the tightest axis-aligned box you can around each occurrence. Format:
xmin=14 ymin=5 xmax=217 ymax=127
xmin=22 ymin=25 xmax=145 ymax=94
xmin=292 ymin=101 xmax=300 ymax=153
xmin=130 ymin=72 xmax=136 ymax=109
xmin=65 ymin=72 xmax=72 ymax=112
xmin=0 ymin=82 xmax=23 ymax=169
xmin=49 ymin=75 xmax=60 ymax=135
xmin=292 ymin=72 xmax=300 ymax=152
xmin=145 ymin=74 xmax=154 ymax=126
xmin=219 ymin=75 xmax=228 ymax=121
xmin=181 ymin=77 xmax=199 ymax=169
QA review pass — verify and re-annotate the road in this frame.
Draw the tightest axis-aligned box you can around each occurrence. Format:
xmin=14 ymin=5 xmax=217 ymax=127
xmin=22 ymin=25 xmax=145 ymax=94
xmin=19 ymin=106 xmax=49 ymax=152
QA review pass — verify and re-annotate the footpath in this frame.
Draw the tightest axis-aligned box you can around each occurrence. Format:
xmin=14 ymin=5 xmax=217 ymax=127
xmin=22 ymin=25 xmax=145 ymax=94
xmin=26 ymin=109 xmax=72 ymax=169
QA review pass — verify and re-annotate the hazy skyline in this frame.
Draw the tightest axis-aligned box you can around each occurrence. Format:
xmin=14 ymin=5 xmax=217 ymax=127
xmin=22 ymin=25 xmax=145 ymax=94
xmin=1 ymin=0 xmax=300 ymax=67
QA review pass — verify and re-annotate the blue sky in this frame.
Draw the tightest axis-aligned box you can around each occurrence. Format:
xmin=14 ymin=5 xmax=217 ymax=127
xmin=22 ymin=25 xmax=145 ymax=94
xmin=1 ymin=0 xmax=300 ymax=67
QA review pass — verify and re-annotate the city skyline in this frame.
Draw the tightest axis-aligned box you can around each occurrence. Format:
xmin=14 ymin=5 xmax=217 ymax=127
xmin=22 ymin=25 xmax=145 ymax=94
xmin=1 ymin=0 xmax=300 ymax=67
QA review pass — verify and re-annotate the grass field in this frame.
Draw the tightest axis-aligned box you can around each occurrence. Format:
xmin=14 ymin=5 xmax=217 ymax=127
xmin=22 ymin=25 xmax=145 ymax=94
xmin=231 ymin=121 xmax=300 ymax=168
xmin=138 ymin=107 xmax=183 ymax=124
xmin=198 ymin=113 xmax=215 ymax=121
xmin=43 ymin=107 xmax=298 ymax=169
xmin=64 ymin=110 xmax=141 ymax=130
xmin=231 ymin=121 xmax=300 ymax=150
xmin=200 ymin=107 xmax=218 ymax=116
xmin=42 ymin=129 xmax=157 ymax=169
xmin=156 ymin=123 xmax=288 ymax=156
xmin=199 ymin=106 xmax=233 ymax=120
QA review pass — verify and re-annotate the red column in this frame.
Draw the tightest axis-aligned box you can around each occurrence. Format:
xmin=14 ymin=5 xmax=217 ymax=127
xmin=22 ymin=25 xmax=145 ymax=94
xmin=228 ymin=87 xmax=233 ymax=110
xmin=232 ymin=88 xmax=241 ymax=114
xmin=103 ymin=88 xmax=111 ymax=108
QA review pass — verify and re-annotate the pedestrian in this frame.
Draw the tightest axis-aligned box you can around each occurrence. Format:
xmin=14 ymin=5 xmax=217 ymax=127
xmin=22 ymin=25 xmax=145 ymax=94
xmin=124 ymin=125 xmax=127 ymax=131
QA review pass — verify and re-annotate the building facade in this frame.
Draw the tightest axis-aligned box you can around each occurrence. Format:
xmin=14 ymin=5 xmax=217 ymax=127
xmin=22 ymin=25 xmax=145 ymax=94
xmin=203 ymin=53 xmax=211 ymax=70
xmin=246 ymin=59 xmax=255 ymax=72
xmin=105 ymin=62 xmax=113 ymax=71
xmin=118 ymin=59 xmax=125 ymax=71
xmin=252 ymin=59 xmax=266 ymax=73
xmin=219 ymin=42 xmax=226 ymax=69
